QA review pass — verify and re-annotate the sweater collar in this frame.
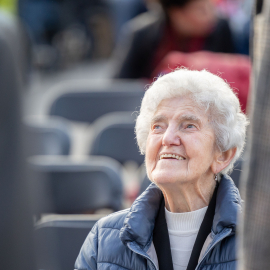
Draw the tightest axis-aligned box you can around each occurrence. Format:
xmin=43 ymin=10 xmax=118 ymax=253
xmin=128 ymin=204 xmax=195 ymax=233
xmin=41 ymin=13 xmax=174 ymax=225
xmin=120 ymin=175 xmax=242 ymax=248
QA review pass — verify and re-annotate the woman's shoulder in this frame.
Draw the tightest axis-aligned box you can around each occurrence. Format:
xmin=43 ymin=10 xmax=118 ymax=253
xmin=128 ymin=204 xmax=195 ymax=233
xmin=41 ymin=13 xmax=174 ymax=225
xmin=75 ymin=209 xmax=135 ymax=269
xmin=95 ymin=208 xmax=130 ymax=231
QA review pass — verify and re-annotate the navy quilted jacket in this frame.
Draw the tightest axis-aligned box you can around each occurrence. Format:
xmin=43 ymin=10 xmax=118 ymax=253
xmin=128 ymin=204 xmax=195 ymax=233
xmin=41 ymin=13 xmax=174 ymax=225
xmin=75 ymin=175 xmax=241 ymax=270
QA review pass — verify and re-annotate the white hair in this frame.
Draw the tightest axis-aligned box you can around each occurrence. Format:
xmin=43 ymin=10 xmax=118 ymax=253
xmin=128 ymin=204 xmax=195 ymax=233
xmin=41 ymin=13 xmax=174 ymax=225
xmin=135 ymin=68 xmax=249 ymax=174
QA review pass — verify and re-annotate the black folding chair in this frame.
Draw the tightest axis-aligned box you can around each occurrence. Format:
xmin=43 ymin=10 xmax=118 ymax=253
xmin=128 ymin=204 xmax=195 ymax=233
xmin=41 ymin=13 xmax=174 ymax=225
xmin=34 ymin=215 xmax=101 ymax=270
xmin=48 ymin=80 xmax=145 ymax=123
xmin=29 ymin=156 xmax=124 ymax=214
xmin=89 ymin=111 xmax=144 ymax=165
xmin=25 ymin=118 xmax=71 ymax=156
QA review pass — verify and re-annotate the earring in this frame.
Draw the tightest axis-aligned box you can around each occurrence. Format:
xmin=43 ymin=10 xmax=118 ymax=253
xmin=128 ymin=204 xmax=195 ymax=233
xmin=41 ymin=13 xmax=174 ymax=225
xmin=214 ymin=174 xmax=218 ymax=181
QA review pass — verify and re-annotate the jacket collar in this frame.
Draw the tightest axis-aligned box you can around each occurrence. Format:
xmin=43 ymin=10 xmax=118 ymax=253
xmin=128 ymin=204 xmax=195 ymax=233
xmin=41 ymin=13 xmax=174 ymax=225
xmin=120 ymin=183 xmax=162 ymax=248
xmin=212 ymin=174 xmax=242 ymax=234
xmin=120 ymin=175 xmax=242 ymax=248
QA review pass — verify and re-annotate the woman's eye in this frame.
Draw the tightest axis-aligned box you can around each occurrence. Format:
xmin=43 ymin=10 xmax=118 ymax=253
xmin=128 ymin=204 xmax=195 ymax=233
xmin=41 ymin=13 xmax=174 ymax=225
xmin=152 ymin=124 xmax=163 ymax=131
xmin=186 ymin=124 xmax=195 ymax=129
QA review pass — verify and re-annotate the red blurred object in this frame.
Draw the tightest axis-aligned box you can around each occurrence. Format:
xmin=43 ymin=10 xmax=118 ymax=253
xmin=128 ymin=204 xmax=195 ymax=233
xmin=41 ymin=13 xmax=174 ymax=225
xmin=151 ymin=51 xmax=251 ymax=113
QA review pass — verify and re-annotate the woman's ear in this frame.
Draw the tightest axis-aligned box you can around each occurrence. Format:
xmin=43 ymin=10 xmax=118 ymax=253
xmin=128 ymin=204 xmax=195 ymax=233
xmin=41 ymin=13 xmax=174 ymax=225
xmin=211 ymin=147 xmax=237 ymax=174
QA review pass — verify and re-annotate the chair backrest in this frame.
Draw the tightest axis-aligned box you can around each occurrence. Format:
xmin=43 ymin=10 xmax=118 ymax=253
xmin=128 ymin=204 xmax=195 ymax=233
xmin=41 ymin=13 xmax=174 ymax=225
xmin=25 ymin=118 xmax=71 ymax=156
xmin=48 ymin=80 xmax=145 ymax=123
xmin=89 ymin=112 xmax=144 ymax=165
xmin=35 ymin=215 xmax=101 ymax=270
xmin=29 ymin=156 xmax=124 ymax=214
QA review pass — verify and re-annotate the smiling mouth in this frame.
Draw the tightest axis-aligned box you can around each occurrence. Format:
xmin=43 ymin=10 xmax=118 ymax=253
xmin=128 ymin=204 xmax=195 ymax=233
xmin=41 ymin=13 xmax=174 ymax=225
xmin=160 ymin=154 xmax=185 ymax=160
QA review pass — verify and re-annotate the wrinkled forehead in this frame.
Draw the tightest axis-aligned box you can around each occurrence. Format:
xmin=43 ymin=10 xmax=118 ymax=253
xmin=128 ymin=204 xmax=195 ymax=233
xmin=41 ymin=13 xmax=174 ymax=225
xmin=152 ymin=96 xmax=211 ymax=122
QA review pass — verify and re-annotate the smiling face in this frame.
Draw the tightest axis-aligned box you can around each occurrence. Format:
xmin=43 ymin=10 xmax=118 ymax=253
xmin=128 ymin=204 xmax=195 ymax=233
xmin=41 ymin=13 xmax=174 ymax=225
xmin=145 ymin=96 xmax=220 ymax=189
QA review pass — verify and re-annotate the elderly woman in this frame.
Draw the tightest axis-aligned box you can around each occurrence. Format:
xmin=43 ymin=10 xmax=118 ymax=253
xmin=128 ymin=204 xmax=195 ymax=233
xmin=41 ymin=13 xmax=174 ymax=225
xmin=75 ymin=69 xmax=248 ymax=270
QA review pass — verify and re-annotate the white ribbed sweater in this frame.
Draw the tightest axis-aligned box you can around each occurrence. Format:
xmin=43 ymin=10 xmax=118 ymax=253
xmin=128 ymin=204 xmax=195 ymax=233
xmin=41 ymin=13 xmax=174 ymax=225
xmin=164 ymin=206 xmax=208 ymax=270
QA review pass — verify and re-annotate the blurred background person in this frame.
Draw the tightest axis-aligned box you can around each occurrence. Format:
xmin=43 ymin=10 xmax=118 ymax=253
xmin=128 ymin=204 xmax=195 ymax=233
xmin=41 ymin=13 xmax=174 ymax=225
xmin=18 ymin=0 xmax=114 ymax=69
xmin=108 ymin=0 xmax=147 ymax=43
xmin=17 ymin=0 xmax=148 ymax=70
xmin=18 ymin=0 xmax=61 ymax=45
xmin=213 ymin=0 xmax=251 ymax=55
xmin=112 ymin=0 xmax=236 ymax=79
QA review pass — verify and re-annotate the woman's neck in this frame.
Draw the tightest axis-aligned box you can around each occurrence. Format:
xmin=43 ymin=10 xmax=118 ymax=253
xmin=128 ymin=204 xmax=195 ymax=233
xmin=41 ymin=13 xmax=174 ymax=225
xmin=161 ymin=177 xmax=216 ymax=213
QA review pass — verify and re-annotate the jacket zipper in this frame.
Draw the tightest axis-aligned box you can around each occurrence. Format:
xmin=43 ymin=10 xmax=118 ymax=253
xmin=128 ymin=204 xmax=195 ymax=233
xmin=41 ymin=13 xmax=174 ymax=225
xmin=195 ymin=228 xmax=232 ymax=270
xmin=127 ymin=242 xmax=158 ymax=270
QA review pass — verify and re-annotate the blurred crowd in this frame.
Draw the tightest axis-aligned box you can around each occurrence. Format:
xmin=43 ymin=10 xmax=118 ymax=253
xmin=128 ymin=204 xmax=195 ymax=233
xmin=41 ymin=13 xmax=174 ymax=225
xmin=0 ymin=0 xmax=251 ymax=72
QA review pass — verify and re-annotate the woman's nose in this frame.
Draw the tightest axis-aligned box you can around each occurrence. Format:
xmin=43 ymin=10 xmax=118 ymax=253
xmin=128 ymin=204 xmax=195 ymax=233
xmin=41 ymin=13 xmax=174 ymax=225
xmin=162 ymin=126 xmax=181 ymax=146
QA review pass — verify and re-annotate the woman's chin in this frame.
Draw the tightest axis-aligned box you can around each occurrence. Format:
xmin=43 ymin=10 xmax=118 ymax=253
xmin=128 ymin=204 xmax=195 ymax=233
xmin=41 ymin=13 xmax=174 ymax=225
xmin=151 ymin=171 xmax=187 ymax=187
